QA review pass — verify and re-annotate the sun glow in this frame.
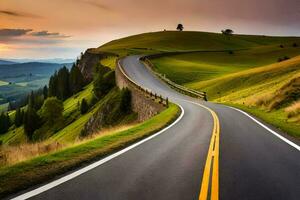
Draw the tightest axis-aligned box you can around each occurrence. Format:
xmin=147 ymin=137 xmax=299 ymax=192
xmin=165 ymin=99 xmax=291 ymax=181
xmin=0 ymin=44 xmax=9 ymax=52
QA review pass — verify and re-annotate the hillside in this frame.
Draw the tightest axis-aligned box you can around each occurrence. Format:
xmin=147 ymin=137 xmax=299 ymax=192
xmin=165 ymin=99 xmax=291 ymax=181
xmin=99 ymin=31 xmax=300 ymax=55
xmin=98 ymin=30 xmax=300 ymax=137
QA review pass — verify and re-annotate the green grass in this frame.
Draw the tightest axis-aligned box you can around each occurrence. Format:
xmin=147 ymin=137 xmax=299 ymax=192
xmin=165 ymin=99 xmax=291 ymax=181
xmin=0 ymin=126 xmax=26 ymax=145
xmin=151 ymin=46 xmax=300 ymax=84
xmin=0 ymin=103 xmax=180 ymax=198
xmin=63 ymin=83 xmax=94 ymax=117
xmin=224 ymin=103 xmax=300 ymax=138
xmin=97 ymin=30 xmax=300 ymax=138
xmin=99 ymin=31 xmax=300 ymax=55
xmin=100 ymin=55 xmax=118 ymax=69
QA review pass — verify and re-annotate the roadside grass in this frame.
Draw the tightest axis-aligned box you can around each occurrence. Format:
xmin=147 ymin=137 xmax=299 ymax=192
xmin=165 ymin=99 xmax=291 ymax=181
xmin=224 ymin=103 xmax=300 ymax=138
xmin=0 ymin=103 xmax=180 ymax=198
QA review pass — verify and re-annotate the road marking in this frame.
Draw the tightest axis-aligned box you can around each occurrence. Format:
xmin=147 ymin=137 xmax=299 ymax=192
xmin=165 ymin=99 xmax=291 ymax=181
xmin=228 ymin=106 xmax=300 ymax=152
xmin=181 ymin=100 xmax=220 ymax=200
xmin=10 ymin=105 xmax=185 ymax=200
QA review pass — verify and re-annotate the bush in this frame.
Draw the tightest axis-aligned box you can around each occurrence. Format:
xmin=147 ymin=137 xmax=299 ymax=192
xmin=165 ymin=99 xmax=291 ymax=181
xmin=279 ymin=44 xmax=284 ymax=48
xmin=80 ymin=98 xmax=89 ymax=114
xmin=293 ymin=43 xmax=298 ymax=47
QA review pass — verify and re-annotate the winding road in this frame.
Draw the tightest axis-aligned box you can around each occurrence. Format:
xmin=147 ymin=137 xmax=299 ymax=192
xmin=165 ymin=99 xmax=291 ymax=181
xmin=11 ymin=56 xmax=300 ymax=200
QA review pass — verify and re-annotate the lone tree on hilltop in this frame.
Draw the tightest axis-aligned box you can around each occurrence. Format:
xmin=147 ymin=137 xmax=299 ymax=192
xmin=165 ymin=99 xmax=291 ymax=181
xmin=177 ymin=24 xmax=184 ymax=31
xmin=222 ymin=29 xmax=234 ymax=36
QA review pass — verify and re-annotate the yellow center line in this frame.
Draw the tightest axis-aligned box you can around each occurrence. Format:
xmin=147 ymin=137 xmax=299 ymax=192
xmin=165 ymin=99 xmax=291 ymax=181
xmin=198 ymin=105 xmax=220 ymax=200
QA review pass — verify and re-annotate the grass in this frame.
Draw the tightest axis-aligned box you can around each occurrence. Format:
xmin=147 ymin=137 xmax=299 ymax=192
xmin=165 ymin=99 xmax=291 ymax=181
xmin=100 ymin=55 xmax=118 ymax=69
xmin=0 ymin=126 xmax=27 ymax=145
xmin=0 ymin=103 xmax=180 ymax=198
xmin=224 ymin=103 xmax=300 ymax=138
xmin=63 ymin=83 xmax=94 ymax=117
xmin=97 ymin=30 xmax=300 ymax=138
xmin=151 ymin=46 xmax=300 ymax=84
xmin=98 ymin=31 xmax=300 ymax=55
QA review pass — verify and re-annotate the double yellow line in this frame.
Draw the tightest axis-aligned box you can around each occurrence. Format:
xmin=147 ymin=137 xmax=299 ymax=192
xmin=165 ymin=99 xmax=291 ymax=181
xmin=198 ymin=105 xmax=220 ymax=200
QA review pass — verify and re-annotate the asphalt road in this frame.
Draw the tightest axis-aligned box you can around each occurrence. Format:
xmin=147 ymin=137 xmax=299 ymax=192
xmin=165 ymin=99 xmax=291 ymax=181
xmin=12 ymin=55 xmax=300 ymax=200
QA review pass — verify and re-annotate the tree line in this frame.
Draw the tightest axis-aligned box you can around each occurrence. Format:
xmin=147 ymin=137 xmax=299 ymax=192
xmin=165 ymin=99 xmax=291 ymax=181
xmin=0 ymin=63 xmax=88 ymax=139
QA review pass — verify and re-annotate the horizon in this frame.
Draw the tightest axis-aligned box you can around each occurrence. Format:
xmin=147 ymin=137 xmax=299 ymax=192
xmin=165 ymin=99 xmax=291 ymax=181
xmin=1 ymin=0 xmax=300 ymax=59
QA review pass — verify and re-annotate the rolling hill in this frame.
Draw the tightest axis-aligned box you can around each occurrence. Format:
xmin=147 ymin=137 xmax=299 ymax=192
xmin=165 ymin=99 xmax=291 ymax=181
xmin=98 ymin=30 xmax=300 ymax=137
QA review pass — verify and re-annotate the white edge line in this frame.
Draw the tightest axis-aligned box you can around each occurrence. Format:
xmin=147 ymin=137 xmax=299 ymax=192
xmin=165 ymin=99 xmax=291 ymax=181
xmin=228 ymin=106 xmax=300 ymax=152
xmin=10 ymin=106 xmax=185 ymax=198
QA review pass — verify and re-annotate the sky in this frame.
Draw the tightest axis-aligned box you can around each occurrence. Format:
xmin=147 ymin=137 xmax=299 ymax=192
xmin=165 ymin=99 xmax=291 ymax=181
xmin=0 ymin=0 xmax=300 ymax=59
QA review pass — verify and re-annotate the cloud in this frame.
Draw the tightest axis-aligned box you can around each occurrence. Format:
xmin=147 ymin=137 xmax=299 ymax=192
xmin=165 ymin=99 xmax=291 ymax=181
xmin=0 ymin=29 xmax=33 ymax=37
xmin=0 ymin=10 xmax=41 ymax=18
xmin=30 ymin=31 xmax=71 ymax=38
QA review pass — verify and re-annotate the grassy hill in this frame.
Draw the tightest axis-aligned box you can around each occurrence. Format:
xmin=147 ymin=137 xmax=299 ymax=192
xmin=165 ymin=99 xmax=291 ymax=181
xmin=99 ymin=31 xmax=300 ymax=54
xmin=98 ymin=31 xmax=300 ymax=137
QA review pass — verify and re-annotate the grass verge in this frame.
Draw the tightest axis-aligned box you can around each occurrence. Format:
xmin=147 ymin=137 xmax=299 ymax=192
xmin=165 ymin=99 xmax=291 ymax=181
xmin=224 ymin=103 xmax=300 ymax=138
xmin=0 ymin=103 xmax=180 ymax=198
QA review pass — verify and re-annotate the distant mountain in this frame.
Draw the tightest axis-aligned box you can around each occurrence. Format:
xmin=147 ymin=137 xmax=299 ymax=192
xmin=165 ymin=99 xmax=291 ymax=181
xmin=0 ymin=62 xmax=72 ymax=80
xmin=0 ymin=59 xmax=17 ymax=65
xmin=0 ymin=62 xmax=72 ymax=105
xmin=4 ymin=58 xmax=75 ymax=64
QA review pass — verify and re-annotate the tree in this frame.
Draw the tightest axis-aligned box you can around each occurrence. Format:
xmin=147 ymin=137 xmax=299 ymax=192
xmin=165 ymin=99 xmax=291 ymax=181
xmin=24 ymin=107 xmax=40 ymax=139
xmin=43 ymin=85 xmax=48 ymax=99
xmin=41 ymin=97 xmax=64 ymax=125
xmin=15 ymin=108 xmax=24 ymax=127
xmin=93 ymin=71 xmax=115 ymax=99
xmin=69 ymin=64 xmax=85 ymax=94
xmin=80 ymin=98 xmax=89 ymax=114
xmin=221 ymin=29 xmax=234 ymax=35
xmin=177 ymin=24 xmax=184 ymax=31
xmin=57 ymin=66 xmax=70 ymax=100
xmin=48 ymin=71 xmax=58 ymax=97
xmin=0 ymin=112 xmax=10 ymax=134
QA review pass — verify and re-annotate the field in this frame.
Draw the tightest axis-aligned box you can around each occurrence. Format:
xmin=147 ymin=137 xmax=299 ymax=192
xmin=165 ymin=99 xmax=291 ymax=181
xmin=98 ymin=31 xmax=300 ymax=138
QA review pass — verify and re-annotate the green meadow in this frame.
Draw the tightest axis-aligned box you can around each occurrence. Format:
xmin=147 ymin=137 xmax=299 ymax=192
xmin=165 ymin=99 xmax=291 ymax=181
xmin=99 ymin=31 xmax=300 ymax=138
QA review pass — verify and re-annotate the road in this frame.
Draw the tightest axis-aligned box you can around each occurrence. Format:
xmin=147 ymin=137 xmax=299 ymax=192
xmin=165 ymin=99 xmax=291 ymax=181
xmin=11 ymin=55 xmax=300 ymax=200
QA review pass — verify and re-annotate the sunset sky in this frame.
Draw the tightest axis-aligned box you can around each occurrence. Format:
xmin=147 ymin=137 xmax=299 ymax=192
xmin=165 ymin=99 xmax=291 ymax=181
xmin=1 ymin=0 xmax=300 ymax=59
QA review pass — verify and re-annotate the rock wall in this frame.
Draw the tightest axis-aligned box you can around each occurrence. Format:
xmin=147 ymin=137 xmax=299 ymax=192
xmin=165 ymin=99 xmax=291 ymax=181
xmin=115 ymin=59 xmax=166 ymax=121
xmin=77 ymin=49 xmax=117 ymax=82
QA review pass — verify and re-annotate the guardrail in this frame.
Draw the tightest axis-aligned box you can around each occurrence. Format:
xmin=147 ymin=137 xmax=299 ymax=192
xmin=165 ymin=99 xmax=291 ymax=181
xmin=140 ymin=57 xmax=207 ymax=101
xmin=117 ymin=59 xmax=169 ymax=107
